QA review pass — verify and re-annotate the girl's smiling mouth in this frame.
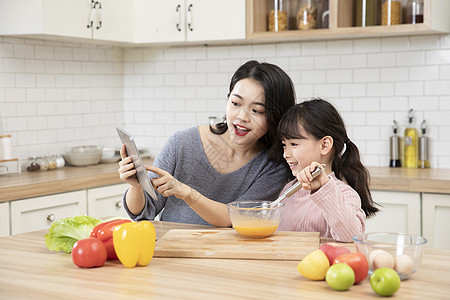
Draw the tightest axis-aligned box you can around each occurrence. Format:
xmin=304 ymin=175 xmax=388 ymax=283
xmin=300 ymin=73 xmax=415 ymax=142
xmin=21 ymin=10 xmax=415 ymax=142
xmin=233 ymin=124 xmax=251 ymax=136
xmin=287 ymin=162 xmax=298 ymax=170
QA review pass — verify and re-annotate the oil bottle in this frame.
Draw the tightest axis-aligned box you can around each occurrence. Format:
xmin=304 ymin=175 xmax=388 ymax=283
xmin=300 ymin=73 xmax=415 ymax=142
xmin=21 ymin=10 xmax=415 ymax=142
xmin=404 ymin=109 xmax=418 ymax=168
xmin=389 ymin=120 xmax=401 ymax=167
xmin=418 ymin=120 xmax=430 ymax=168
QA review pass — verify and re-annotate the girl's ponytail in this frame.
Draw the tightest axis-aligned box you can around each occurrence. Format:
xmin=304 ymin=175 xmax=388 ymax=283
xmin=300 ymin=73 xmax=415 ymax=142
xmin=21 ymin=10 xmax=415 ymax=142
xmin=334 ymin=139 xmax=379 ymax=217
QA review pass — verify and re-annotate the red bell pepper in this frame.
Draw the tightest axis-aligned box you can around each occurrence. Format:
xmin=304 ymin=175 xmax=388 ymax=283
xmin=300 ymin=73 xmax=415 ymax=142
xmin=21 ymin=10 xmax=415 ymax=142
xmin=90 ymin=219 xmax=131 ymax=260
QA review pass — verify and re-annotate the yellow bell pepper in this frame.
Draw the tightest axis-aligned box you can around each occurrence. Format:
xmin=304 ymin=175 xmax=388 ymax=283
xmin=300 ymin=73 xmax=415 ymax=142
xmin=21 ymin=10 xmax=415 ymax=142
xmin=113 ymin=221 xmax=156 ymax=268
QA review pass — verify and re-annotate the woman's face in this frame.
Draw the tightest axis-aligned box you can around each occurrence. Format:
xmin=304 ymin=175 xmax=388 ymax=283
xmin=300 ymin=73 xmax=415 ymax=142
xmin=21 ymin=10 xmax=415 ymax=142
xmin=225 ymin=78 xmax=268 ymax=147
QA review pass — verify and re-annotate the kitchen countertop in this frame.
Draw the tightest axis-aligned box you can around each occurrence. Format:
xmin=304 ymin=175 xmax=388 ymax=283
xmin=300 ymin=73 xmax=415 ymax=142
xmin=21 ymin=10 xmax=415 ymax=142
xmin=1 ymin=161 xmax=450 ymax=202
xmin=1 ymin=221 xmax=449 ymax=299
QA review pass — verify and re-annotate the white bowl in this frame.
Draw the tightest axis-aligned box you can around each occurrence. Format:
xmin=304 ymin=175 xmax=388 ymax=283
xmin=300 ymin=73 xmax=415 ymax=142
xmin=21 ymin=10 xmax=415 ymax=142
xmin=102 ymin=147 xmax=115 ymax=159
xmin=64 ymin=146 xmax=103 ymax=166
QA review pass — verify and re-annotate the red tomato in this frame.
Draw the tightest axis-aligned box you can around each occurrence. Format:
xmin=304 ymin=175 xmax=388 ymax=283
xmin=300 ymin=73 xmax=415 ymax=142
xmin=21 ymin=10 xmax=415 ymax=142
xmin=333 ymin=252 xmax=369 ymax=284
xmin=72 ymin=238 xmax=107 ymax=268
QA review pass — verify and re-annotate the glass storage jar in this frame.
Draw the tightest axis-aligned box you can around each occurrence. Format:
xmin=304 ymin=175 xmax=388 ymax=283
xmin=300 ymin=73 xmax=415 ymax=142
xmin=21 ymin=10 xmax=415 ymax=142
xmin=46 ymin=155 xmax=57 ymax=170
xmin=382 ymin=0 xmax=403 ymax=26
xmin=268 ymin=0 xmax=289 ymax=32
xmin=55 ymin=154 xmax=65 ymax=168
xmin=317 ymin=0 xmax=329 ymax=29
xmin=295 ymin=0 xmax=318 ymax=30
xmin=406 ymin=0 xmax=423 ymax=24
xmin=26 ymin=156 xmax=40 ymax=172
xmin=355 ymin=0 xmax=381 ymax=27
xmin=36 ymin=156 xmax=49 ymax=171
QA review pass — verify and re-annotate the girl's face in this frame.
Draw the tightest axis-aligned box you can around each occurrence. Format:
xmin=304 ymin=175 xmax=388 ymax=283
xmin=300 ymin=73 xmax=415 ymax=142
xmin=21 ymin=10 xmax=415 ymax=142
xmin=281 ymin=126 xmax=323 ymax=177
xmin=226 ymin=78 xmax=268 ymax=146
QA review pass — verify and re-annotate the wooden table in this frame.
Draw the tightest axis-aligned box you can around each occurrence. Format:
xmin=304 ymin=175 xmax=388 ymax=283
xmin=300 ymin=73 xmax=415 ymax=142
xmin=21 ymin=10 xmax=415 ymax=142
xmin=1 ymin=221 xmax=449 ymax=299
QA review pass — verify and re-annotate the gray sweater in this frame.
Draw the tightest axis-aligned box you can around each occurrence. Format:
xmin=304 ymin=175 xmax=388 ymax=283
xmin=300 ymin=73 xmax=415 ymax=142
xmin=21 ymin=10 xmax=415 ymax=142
xmin=124 ymin=126 xmax=290 ymax=225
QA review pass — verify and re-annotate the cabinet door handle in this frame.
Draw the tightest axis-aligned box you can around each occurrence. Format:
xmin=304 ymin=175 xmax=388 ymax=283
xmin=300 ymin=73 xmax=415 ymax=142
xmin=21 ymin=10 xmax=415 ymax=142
xmin=187 ymin=4 xmax=193 ymax=31
xmin=47 ymin=213 xmax=55 ymax=222
xmin=95 ymin=1 xmax=103 ymax=30
xmin=176 ymin=4 xmax=182 ymax=32
xmin=115 ymin=201 xmax=123 ymax=208
xmin=87 ymin=0 xmax=95 ymax=28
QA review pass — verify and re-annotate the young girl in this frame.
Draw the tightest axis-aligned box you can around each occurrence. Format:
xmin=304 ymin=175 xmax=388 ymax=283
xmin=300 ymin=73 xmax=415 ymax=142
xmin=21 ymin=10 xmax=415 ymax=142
xmin=276 ymin=98 xmax=378 ymax=242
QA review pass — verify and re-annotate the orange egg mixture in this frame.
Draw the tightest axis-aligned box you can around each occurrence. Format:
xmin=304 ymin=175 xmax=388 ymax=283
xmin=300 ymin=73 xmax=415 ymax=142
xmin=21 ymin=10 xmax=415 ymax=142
xmin=233 ymin=220 xmax=279 ymax=238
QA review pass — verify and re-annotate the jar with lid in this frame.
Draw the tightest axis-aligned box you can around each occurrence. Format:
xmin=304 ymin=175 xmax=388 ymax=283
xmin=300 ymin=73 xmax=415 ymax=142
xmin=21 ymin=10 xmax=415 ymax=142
xmin=355 ymin=0 xmax=381 ymax=27
xmin=406 ymin=0 xmax=423 ymax=24
xmin=46 ymin=155 xmax=57 ymax=170
xmin=382 ymin=0 xmax=403 ymax=26
xmin=36 ymin=156 xmax=49 ymax=171
xmin=295 ymin=0 xmax=318 ymax=30
xmin=55 ymin=154 xmax=65 ymax=168
xmin=268 ymin=0 xmax=289 ymax=32
xmin=26 ymin=157 xmax=40 ymax=172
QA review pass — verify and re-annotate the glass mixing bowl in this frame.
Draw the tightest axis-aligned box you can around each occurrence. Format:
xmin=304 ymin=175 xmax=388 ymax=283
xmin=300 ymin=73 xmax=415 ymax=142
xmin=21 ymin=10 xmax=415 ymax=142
xmin=227 ymin=200 xmax=284 ymax=238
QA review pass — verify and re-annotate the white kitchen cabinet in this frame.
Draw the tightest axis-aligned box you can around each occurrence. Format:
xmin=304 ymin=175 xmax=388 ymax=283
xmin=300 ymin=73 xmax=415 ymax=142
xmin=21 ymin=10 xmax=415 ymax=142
xmin=365 ymin=191 xmax=421 ymax=236
xmin=87 ymin=183 xmax=129 ymax=218
xmin=0 ymin=202 xmax=9 ymax=237
xmin=0 ymin=0 xmax=134 ymax=43
xmin=135 ymin=0 xmax=246 ymax=44
xmin=10 ymin=190 xmax=87 ymax=235
xmin=422 ymin=193 xmax=450 ymax=250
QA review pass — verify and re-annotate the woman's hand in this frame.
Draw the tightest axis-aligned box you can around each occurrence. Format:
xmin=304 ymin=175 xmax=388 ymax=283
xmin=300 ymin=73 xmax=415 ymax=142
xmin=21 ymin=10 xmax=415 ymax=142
xmin=118 ymin=144 xmax=140 ymax=187
xmin=147 ymin=165 xmax=193 ymax=202
xmin=296 ymin=162 xmax=328 ymax=192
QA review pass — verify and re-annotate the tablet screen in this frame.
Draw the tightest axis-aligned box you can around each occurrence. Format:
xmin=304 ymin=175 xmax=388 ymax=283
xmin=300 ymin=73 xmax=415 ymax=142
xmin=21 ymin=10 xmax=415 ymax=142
xmin=116 ymin=127 xmax=158 ymax=201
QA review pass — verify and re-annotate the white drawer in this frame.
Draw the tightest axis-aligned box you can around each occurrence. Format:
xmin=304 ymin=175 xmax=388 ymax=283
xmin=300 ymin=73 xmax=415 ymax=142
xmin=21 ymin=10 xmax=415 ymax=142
xmin=87 ymin=183 xmax=129 ymax=218
xmin=0 ymin=202 xmax=9 ymax=236
xmin=10 ymin=190 xmax=87 ymax=235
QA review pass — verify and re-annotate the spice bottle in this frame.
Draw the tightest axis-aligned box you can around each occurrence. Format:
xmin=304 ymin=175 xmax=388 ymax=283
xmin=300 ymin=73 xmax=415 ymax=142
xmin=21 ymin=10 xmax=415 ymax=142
xmin=389 ymin=120 xmax=402 ymax=168
xmin=268 ymin=0 xmax=289 ymax=32
xmin=404 ymin=109 xmax=418 ymax=168
xmin=296 ymin=0 xmax=318 ymax=30
xmin=382 ymin=0 xmax=402 ymax=26
xmin=407 ymin=0 xmax=424 ymax=24
xmin=418 ymin=120 xmax=430 ymax=168
xmin=355 ymin=0 xmax=381 ymax=27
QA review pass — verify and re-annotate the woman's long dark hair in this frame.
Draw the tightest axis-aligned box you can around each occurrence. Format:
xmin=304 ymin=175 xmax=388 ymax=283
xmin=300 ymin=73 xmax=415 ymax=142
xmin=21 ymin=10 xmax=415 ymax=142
xmin=210 ymin=60 xmax=296 ymax=164
xmin=277 ymin=98 xmax=379 ymax=217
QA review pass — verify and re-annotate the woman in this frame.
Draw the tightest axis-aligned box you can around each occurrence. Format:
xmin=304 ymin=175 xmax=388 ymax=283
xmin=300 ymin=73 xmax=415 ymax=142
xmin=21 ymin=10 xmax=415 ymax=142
xmin=118 ymin=60 xmax=296 ymax=226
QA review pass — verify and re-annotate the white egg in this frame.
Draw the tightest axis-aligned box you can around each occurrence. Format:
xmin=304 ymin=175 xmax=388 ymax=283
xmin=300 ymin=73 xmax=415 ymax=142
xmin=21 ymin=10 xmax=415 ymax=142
xmin=370 ymin=249 xmax=394 ymax=270
xmin=394 ymin=254 xmax=415 ymax=274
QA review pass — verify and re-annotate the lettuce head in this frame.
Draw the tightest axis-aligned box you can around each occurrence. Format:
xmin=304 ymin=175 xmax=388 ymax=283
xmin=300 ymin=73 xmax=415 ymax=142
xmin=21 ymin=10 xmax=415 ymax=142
xmin=44 ymin=215 xmax=102 ymax=254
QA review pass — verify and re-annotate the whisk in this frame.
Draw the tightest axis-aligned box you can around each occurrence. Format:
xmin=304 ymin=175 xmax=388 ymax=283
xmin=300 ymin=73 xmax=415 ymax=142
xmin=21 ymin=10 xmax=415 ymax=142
xmin=269 ymin=163 xmax=326 ymax=208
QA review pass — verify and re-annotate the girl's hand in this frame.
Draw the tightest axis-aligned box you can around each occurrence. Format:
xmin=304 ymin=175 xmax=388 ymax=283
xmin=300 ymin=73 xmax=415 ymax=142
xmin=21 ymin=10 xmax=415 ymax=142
xmin=147 ymin=165 xmax=191 ymax=200
xmin=297 ymin=162 xmax=328 ymax=192
xmin=118 ymin=144 xmax=140 ymax=187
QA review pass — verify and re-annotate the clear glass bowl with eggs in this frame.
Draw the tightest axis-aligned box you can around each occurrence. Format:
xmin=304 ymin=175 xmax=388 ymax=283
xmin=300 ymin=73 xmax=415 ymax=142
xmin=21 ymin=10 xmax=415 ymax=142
xmin=353 ymin=232 xmax=427 ymax=280
xmin=226 ymin=200 xmax=284 ymax=239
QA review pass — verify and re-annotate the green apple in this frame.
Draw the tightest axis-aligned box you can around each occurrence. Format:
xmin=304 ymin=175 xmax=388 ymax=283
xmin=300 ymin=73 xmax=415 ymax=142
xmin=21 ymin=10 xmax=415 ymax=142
xmin=326 ymin=263 xmax=355 ymax=291
xmin=370 ymin=267 xmax=401 ymax=296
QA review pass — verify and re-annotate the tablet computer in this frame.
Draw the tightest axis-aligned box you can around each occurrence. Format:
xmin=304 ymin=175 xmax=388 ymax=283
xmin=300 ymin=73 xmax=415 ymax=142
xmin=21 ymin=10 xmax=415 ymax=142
xmin=116 ymin=127 xmax=158 ymax=201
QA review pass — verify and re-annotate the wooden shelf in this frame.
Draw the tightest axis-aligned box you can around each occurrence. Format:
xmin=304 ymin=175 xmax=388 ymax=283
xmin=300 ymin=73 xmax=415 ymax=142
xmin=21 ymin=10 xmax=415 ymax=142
xmin=246 ymin=0 xmax=450 ymax=43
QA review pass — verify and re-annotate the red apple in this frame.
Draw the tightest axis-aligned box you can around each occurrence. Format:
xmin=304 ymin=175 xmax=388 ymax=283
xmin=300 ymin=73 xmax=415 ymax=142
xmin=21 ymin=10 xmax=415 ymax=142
xmin=319 ymin=243 xmax=351 ymax=266
xmin=334 ymin=252 xmax=369 ymax=284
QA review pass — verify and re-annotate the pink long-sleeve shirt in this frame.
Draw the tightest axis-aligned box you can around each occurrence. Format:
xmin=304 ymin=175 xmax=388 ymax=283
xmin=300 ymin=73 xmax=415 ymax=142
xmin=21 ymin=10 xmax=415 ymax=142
xmin=278 ymin=173 xmax=366 ymax=242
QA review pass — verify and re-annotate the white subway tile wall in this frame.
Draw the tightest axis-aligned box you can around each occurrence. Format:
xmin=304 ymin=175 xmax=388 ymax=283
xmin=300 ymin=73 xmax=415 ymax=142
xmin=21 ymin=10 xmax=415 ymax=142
xmin=0 ymin=35 xmax=449 ymax=169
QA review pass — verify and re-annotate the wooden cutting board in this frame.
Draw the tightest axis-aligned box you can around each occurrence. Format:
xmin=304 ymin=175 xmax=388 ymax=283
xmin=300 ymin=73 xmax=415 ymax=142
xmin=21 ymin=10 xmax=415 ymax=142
xmin=154 ymin=229 xmax=320 ymax=261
